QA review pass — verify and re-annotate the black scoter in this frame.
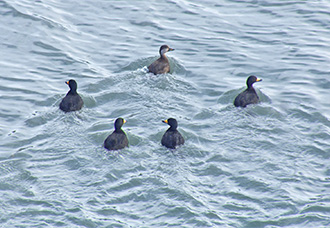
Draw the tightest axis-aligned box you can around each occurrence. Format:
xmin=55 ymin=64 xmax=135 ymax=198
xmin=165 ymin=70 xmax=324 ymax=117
xmin=59 ymin=79 xmax=84 ymax=112
xmin=234 ymin=75 xmax=262 ymax=108
xmin=161 ymin=118 xmax=184 ymax=149
xmin=104 ymin=118 xmax=129 ymax=151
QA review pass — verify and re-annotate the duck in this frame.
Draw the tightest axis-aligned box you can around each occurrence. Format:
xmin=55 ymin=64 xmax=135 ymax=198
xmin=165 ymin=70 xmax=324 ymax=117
xmin=148 ymin=45 xmax=174 ymax=75
xmin=234 ymin=75 xmax=262 ymax=108
xmin=59 ymin=79 xmax=84 ymax=112
xmin=161 ymin=118 xmax=184 ymax=149
xmin=104 ymin=118 xmax=129 ymax=151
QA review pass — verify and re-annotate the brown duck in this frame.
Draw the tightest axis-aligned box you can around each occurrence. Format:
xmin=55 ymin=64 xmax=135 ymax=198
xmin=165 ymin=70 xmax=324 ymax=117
xmin=148 ymin=45 xmax=174 ymax=75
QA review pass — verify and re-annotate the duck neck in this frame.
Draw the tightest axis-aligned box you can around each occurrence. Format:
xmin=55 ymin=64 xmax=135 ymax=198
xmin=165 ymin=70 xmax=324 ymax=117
xmin=115 ymin=128 xmax=124 ymax=134
xmin=247 ymin=84 xmax=255 ymax=91
xmin=67 ymin=89 xmax=78 ymax=95
xmin=160 ymin=53 xmax=168 ymax=60
xmin=168 ymin=126 xmax=177 ymax=132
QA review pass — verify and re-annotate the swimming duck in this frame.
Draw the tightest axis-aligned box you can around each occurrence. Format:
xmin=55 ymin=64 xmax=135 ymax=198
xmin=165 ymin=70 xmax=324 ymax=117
xmin=234 ymin=75 xmax=262 ymax=108
xmin=148 ymin=45 xmax=174 ymax=75
xmin=161 ymin=118 xmax=184 ymax=149
xmin=59 ymin=79 xmax=84 ymax=112
xmin=104 ymin=118 xmax=129 ymax=151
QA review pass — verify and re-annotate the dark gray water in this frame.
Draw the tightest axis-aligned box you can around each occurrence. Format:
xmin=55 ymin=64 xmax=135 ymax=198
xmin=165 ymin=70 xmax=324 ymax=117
xmin=1 ymin=0 xmax=330 ymax=227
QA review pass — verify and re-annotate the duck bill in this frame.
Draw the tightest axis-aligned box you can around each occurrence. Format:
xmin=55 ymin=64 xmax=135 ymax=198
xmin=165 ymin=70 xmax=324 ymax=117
xmin=169 ymin=48 xmax=175 ymax=51
xmin=256 ymin=78 xmax=262 ymax=82
xmin=65 ymin=81 xmax=69 ymax=84
xmin=162 ymin=120 xmax=168 ymax=124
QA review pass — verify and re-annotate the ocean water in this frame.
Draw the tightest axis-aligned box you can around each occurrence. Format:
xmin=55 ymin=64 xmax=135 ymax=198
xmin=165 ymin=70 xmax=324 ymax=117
xmin=0 ymin=0 xmax=330 ymax=227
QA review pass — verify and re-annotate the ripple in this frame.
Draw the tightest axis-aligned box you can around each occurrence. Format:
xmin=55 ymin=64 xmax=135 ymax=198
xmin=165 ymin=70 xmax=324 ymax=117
xmin=1 ymin=0 xmax=330 ymax=227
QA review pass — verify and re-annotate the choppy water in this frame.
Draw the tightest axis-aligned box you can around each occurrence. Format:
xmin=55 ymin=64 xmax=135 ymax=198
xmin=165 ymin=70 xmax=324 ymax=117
xmin=1 ymin=0 xmax=330 ymax=227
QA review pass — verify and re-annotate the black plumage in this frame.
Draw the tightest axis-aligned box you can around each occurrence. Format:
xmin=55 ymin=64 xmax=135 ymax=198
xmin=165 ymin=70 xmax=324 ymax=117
xmin=161 ymin=118 xmax=184 ymax=149
xmin=234 ymin=75 xmax=262 ymax=108
xmin=104 ymin=118 xmax=129 ymax=151
xmin=148 ymin=45 xmax=174 ymax=75
xmin=59 ymin=79 xmax=84 ymax=112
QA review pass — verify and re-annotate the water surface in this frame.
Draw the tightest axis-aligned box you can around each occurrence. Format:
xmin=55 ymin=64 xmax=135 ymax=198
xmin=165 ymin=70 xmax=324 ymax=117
xmin=0 ymin=0 xmax=330 ymax=227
